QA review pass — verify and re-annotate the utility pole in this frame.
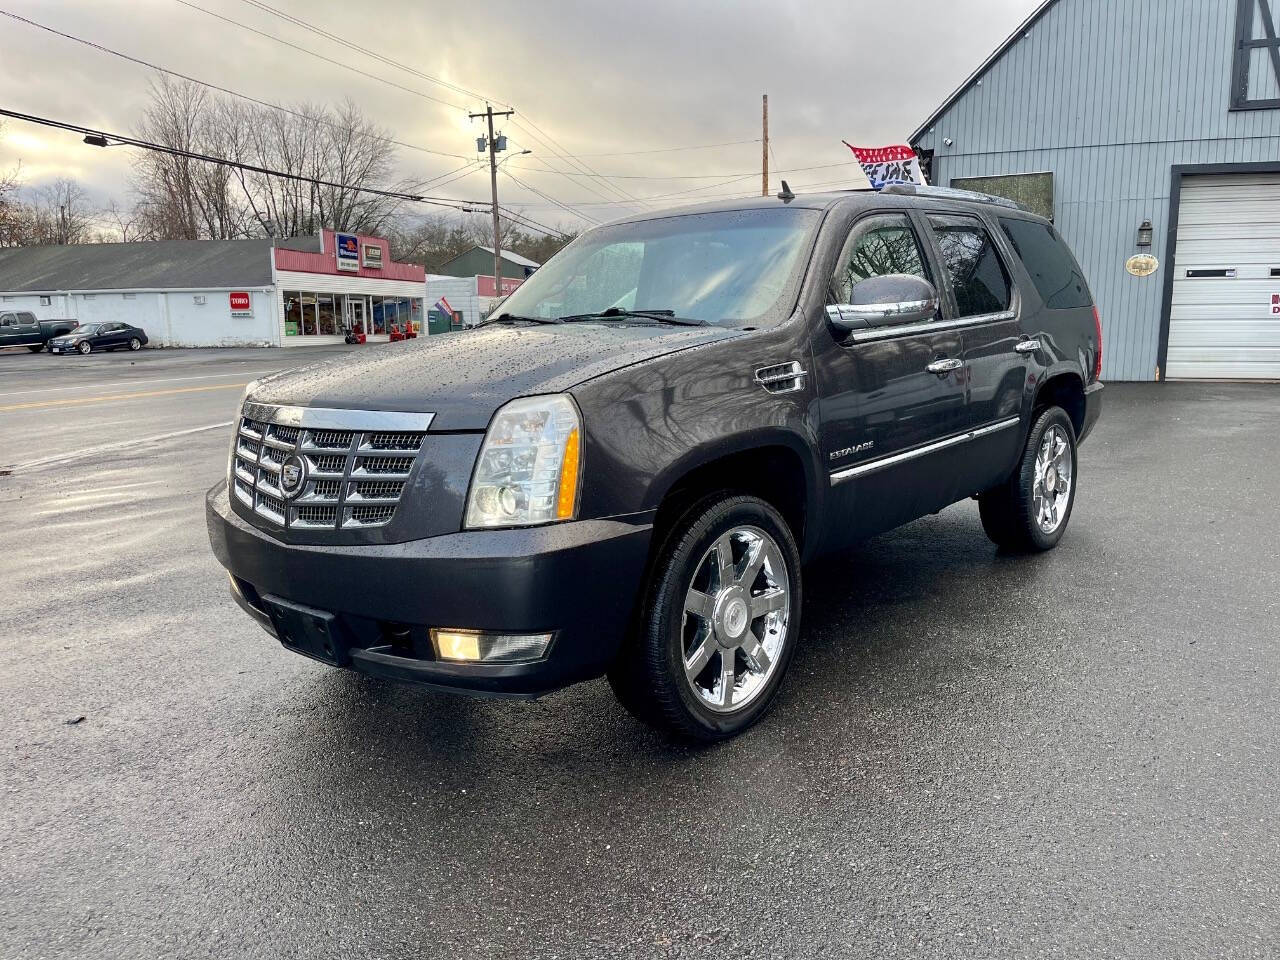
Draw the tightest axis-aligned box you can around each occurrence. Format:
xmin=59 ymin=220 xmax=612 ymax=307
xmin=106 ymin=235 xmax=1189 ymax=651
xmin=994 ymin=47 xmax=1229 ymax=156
xmin=470 ymin=104 xmax=515 ymax=299
xmin=761 ymin=94 xmax=769 ymax=197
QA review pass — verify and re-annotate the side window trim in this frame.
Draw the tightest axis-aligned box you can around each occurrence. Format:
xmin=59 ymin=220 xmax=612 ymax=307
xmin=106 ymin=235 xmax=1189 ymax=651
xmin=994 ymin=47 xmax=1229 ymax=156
xmin=829 ymin=209 xmax=935 ymax=302
xmin=907 ymin=207 xmax=955 ymax=322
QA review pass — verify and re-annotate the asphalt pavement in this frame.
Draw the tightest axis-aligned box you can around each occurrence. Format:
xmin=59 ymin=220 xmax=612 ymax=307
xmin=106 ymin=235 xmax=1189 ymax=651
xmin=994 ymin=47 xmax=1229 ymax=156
xmin=1 ymin=347 xmax=1277 ymax=959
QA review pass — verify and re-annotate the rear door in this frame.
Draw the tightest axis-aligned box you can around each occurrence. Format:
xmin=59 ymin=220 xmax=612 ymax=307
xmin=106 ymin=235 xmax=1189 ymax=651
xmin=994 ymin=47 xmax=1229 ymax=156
xmin=921 ymin=212 xmax=1027 ymax=495
xmin=0 ymin=313 xmax=17 ymax=347
xmin=16 ymin=312 xmax=42 ymax=343
xmin=814 ymin=210 xmax=969 ymax=544
xmin=99 ymin=323 xmax=125 ymax=348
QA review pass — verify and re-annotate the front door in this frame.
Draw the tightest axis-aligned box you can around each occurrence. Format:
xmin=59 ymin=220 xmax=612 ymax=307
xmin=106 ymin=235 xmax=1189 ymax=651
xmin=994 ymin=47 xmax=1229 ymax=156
xmin=814 ymin=211 xmax=969 ymax=547
xmin=98 ymin=323 xmax=125 ymax=348
xmin=347 ymin=297 xmax=367 ymax=335
xmin=0 ymin=312 xmax=18 ymax=347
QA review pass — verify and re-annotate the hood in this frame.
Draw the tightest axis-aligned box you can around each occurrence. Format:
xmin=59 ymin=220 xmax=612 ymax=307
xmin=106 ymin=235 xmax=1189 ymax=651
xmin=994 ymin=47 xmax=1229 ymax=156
xmin=248 ymin=322 xmax=739 ymax=430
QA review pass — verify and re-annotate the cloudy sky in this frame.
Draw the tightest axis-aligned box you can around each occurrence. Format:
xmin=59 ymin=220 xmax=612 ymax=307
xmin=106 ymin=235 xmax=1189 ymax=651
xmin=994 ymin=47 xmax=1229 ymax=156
xmin=1 ymin=0 xmax=1040 ymax=229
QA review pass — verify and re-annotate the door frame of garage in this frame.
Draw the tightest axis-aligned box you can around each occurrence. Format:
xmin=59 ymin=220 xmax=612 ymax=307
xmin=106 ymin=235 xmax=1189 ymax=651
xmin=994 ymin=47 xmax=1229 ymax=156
xmin=1157 ymin=161 xmax=1280 ymax=379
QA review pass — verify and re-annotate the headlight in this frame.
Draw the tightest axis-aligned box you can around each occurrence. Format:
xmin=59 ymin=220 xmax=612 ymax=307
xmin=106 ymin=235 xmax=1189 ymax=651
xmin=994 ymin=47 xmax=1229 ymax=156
xmin=465 ymin=394 xmax=582 ymax=529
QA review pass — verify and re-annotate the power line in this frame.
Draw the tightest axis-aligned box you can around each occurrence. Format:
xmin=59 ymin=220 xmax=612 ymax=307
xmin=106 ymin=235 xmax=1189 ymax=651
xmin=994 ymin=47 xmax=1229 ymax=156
xmin=172 ymin=0 xmax=471 ymax=113
xmin=501 ymin=169 xmax=601 ymax=225
xmin=496 ymin=206 xmax=574 ymax=239
xmin=0 ymin=7 xmax=476 ymax=166
xmin=167 ymin=0 xmax=611 ymax=215
xmin=503 ymin=159 xmax=862 ymax=180
xmin=212 ymin=0 xmax=727 ymax=209
xmin=509 ymin=119 xmax=649 ymax=207
xmin=569 ymin=138 xmax=762 ymax=158
xmin=232 ymin=0 xmax=508 ymax=109
xmin=0 ymin=107 xmax=490 ymax=211
xmin=509 ymin=169 xmax=760 ymax=208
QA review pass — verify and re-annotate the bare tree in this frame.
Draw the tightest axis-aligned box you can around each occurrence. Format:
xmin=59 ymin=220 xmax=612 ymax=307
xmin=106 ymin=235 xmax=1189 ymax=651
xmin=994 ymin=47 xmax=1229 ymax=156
xmin=0 ymin=123 xmax=22 ymax=248
xmin=132 ymin=78 xmax=419 ymax=241
xmin=133 ymin=76 xmax=250 ymax=239
xmin=96 ymin=200 xmax=147 ymax=242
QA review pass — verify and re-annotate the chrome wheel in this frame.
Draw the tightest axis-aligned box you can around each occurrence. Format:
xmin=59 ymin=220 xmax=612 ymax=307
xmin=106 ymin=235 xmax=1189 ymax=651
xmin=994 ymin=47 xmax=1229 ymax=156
xmin=681 ymin=525 xmax=790 ymax=713
xmin=1033 ymin=424 xmax=1073 ymax=534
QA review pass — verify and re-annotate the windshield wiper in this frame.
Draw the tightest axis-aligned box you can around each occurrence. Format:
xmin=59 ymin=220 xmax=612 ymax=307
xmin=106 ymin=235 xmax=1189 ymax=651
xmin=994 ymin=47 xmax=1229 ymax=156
xmin=477 ymin=313 xmax=563 ymax=327
xmin=558 ymin=308 xmax=709 ymax=326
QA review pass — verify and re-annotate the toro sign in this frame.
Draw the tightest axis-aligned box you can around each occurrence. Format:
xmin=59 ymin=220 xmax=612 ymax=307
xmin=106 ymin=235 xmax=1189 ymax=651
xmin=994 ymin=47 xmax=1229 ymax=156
xmin=229 ymin=291 xmax=253 ymax=318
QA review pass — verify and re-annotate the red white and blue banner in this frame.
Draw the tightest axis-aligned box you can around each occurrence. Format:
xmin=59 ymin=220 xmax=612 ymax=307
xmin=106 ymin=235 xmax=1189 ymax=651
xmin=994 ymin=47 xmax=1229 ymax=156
xmin=432 ymin=296 xmax=454 ymax=316
xmin=843 ymin=142 xmax=928 ymax=190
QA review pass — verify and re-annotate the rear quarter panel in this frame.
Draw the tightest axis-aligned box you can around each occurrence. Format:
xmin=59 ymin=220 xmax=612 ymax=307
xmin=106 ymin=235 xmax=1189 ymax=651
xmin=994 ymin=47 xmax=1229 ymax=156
xmin=985 ymin=212 xmax=1098 ymax=403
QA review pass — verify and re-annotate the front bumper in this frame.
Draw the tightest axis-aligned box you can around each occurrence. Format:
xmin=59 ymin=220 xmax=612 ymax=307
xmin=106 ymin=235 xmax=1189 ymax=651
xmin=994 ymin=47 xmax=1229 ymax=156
xmin=1079 ymin=381 xmax=1103 ymax=444
xmin=206 ymin=482 xmax=653 ymax=697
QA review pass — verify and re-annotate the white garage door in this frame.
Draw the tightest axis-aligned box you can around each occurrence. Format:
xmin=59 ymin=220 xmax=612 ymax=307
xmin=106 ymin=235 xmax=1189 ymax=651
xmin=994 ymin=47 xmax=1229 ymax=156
xmin=1167 ymin=174 xmax=1280 ymax=380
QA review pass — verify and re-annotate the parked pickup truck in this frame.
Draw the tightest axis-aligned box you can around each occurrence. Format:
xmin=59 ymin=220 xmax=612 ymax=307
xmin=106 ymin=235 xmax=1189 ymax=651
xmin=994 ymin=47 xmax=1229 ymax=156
xmin=0 ymin=311 xmax=77 ymax=352
xmin=207 ymin=184 xmax=1103 ymax=740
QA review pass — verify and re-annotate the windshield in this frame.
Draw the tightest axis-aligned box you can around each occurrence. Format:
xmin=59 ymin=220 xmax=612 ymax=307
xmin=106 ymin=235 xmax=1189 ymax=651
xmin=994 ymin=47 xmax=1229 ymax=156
xmin=70 ymin=324 xmax=100 ymax=334
xmin=495 ymin=207 xmax=821 ymax=327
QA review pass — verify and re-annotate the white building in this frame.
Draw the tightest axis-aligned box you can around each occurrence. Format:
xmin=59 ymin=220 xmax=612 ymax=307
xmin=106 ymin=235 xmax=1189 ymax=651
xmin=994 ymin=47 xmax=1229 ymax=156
xmin=0 ymin=229 xmax=425 ymax=347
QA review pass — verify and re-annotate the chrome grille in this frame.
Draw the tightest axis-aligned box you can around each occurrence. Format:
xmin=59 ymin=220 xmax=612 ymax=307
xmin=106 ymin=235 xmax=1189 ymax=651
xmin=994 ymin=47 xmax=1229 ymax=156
xmin=233 ymin=404 xmax=433 ymax=531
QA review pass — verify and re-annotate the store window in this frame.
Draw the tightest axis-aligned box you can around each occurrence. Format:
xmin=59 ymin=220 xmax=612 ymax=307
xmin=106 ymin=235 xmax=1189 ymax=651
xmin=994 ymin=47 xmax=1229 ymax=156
xmin=316 ymin=294 xmax=337 ymax=335
xmin=284 ymin=291 xmax=303 ymax=336
xmin=370 ymin=297 xmax=388 ymax=335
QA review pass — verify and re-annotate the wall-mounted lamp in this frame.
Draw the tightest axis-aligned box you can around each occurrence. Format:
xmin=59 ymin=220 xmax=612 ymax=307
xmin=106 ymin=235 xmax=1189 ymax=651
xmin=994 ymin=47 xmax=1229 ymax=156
xmin=1137 ymin=219 xmax=1153 ymax=247
xmin=942 ymin=137 xmax=954 ymax=147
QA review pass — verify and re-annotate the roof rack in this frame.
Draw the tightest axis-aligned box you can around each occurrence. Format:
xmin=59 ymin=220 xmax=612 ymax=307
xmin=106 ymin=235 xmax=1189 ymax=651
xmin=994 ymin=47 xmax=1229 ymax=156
xmin=880 ymin=183 xmax=1027 ymax=211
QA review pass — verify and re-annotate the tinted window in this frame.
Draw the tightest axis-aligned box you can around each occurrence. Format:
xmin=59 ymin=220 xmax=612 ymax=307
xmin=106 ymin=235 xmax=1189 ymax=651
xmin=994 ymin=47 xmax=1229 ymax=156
xmin=999 ymin=217 xmax=1090 ymax=309
xmin=834 ymin=214 xmax=931 ymax=303
xmin=18 ymin=313 xmax=36 ymax=324
xmin=496 ymin=208 xmax=821 ymax=327
xmin=928 ymin=215 xmax=1012 ymax=317
xmin=0 ymin=314 xmax=13 ymax=326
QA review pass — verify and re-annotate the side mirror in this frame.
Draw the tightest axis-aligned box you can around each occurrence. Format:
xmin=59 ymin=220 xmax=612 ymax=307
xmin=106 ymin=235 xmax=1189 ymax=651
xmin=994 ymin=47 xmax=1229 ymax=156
xmin=826 ymin=274 xmax=939 ymax=332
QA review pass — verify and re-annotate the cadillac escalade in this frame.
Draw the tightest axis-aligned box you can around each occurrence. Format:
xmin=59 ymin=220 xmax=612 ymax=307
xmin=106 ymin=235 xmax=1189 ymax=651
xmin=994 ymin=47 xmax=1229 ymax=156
xmin=206 ymin=184 xmax=1103 ymax=740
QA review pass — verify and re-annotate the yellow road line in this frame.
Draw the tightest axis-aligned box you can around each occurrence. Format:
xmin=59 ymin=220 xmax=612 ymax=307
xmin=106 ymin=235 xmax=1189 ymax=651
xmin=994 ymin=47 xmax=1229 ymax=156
xmin=0 ymin=382 xmax=247 ymax=412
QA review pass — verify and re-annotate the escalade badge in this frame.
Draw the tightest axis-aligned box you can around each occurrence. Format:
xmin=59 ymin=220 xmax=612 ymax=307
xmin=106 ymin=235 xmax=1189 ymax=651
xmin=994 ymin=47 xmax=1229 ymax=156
xmin=280 ymin=454 xmax=307 ymax=497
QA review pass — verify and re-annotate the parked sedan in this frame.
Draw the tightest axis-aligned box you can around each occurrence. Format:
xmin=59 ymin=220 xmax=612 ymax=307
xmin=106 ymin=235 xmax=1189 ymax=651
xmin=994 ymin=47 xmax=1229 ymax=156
xmin=48 ymin=323 xmax=149 ymax=355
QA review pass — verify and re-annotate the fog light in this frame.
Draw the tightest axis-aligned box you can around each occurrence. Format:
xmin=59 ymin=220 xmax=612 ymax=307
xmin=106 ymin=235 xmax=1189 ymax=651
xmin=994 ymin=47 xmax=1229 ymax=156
xmin=430 ymin=629 xmax=553 ymax=663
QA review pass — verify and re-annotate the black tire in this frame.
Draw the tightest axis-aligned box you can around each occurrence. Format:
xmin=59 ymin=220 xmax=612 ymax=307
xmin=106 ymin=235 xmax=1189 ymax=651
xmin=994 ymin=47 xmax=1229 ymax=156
xmin=978 ymin=406 xmax=1078 ymax=552
xmin=128 ymin=338 xmax=142 ymax=351
xmin=27 ymin=344 xmax=43 ymax=353
xmin=607 ymin=493 xmax=802 ymax=741
xmin=77 ymin=341 xmax=92 ymax=355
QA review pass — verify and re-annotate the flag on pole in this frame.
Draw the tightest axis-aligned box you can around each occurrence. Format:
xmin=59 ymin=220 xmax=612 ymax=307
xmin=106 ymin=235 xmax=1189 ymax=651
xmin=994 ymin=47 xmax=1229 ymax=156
xmin=843 ymin=142 xmax=928 ymax=190
xmin=433 ymin=296 xmax=454 ymax=316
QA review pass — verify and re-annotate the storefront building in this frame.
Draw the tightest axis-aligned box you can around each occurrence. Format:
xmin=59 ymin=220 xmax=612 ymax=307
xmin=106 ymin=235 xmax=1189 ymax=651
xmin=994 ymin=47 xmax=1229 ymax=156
xmin=275 ymin=230 xmax=425 ymax=345
xmin=0 ymin=230 xmax=425 ymax=347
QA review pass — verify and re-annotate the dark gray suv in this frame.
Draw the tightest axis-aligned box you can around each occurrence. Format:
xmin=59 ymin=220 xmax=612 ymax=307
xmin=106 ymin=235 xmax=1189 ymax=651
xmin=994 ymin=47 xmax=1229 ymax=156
xmin=207 ymin=185 xmax=1102 ymax=740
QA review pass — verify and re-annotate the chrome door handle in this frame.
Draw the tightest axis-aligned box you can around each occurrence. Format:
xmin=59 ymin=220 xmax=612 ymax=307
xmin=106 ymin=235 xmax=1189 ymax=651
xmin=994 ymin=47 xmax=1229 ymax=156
xmin=926 ymin=358 xmax=963 ymax=374
xmin=1015 ymin=339 xmax=1041 ymax=354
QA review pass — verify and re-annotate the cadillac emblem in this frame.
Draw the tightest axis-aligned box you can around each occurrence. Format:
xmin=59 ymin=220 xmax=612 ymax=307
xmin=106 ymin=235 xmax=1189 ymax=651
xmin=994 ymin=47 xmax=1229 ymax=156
xmin=279 ymin=454 xmax=307 ymax=498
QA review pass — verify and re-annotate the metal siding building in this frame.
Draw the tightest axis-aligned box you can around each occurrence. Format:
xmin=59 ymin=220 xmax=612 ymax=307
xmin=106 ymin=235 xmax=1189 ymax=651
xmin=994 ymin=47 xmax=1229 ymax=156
xmin=911 ymin=0 xmax=1280 ymax=381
